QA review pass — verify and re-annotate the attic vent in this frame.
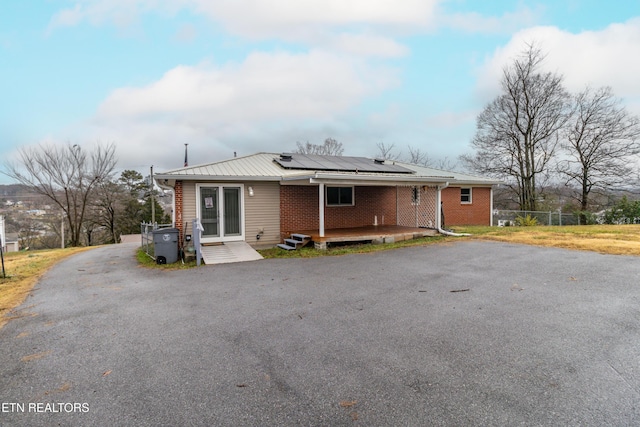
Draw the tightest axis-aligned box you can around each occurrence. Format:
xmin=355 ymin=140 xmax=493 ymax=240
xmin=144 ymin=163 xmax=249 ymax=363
xmin=280 ymin=153 xmax=293 ymax=161
xmin=374 ymin=158 xmax=385 ymax=165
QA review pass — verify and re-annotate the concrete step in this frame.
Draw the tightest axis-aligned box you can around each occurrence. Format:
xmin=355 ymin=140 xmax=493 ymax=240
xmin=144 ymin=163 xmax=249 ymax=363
xmin=284 ymin=238 xmax=302 ymax=246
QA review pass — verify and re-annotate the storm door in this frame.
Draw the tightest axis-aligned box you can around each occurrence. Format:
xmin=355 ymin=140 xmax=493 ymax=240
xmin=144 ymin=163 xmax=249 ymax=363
xmin=197 ymin=184 xmax=244 ymax=242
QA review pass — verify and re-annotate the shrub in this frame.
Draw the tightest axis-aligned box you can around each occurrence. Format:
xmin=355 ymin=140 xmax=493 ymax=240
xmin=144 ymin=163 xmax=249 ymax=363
xmin=515 ymin=214 xmax=538 ymax=226
xmin=603 ymin=196 xmax=640 ymax=224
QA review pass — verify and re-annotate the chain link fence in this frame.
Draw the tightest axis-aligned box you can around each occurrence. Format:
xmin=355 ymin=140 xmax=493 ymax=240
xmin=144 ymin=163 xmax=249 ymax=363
xmin=493 ymin=210 xmax=581 ymax=226
xmin=140 ymin=222 xmax=173 ymax=259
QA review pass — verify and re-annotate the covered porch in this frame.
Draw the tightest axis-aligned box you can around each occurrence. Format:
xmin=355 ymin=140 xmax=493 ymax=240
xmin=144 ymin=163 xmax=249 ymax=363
xmin=280 ymin=171 xmax=451 ymax=250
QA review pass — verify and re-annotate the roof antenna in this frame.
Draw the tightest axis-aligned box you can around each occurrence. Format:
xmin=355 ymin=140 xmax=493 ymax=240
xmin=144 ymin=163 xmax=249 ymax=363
xmin=184 ymin=143 xmax=188 ymax=167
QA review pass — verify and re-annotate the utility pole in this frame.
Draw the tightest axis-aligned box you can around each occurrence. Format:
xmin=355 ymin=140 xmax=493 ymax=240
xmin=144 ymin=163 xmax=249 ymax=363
xmin=1 ymin=235 xmax=5 ymax=279
xmin=0 ymin=215 xmax=5 ymax=278
xmin=150 ymin=165 xmax=155 ymax=225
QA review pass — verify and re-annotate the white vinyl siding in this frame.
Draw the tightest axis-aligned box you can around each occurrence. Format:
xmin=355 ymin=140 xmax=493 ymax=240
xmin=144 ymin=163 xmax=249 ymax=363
xmin=244 ymin=182 xmax=281 ymax=246
xmin=184 ymin=181 xmax=279 ymax=246
xmin=183 ymin=181 xmax=197 ymax=238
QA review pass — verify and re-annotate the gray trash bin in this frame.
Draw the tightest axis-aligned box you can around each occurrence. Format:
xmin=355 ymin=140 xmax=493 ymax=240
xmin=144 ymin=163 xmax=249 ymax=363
xmin=152 ymin=228 xmax=179 ymax=264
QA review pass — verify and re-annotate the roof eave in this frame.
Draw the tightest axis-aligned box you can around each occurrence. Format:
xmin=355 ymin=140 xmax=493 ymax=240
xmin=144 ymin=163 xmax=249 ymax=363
xmin=451 ymin=180 xmax=503 ymax=186
xmin=153 ymin=174 xmax=281 ymax=182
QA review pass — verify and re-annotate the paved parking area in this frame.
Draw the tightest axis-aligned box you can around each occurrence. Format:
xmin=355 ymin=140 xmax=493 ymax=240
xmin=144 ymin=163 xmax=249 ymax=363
xmin=1 ymin=240 xmax=639 ymax=426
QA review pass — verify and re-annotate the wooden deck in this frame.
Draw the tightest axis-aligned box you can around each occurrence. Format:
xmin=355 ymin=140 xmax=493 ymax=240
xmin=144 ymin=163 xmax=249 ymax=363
xmin=295 ymin=225 xmax=439 ymax=243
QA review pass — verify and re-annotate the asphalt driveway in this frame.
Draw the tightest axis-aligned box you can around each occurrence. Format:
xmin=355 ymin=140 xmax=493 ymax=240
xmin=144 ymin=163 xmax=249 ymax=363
xmin=1 ymin=240 xmax=639 ymax=426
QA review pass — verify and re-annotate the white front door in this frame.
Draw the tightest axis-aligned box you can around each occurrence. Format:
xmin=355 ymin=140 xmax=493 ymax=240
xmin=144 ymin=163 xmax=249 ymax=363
xmin=197 ymin=184 xmax=244 ymax=243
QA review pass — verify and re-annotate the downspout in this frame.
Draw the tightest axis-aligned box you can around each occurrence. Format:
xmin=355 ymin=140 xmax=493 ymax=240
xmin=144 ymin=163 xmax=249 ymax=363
xmin=319 ymin=183 xmax=325 ymax=238
xmin=436 ymin=182 xmax=471 ymax=237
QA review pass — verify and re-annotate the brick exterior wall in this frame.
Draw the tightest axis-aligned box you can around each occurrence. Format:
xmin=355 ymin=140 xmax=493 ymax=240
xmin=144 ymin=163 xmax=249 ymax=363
xmin=280 ymin=186 xmax=397 ymax=237
xmin=442 ymin=186 xmax=492 ymax=226
xmin=174 ymin=181 xmax=183 ymax=242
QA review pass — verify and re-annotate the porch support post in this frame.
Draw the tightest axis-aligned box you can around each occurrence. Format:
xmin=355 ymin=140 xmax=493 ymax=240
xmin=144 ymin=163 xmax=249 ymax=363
xmin=319 ymin=183 xmax=325 ymax=237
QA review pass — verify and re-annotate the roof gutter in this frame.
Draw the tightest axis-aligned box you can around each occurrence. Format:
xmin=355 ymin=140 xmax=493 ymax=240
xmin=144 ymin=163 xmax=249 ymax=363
xmin=310 ymin=172 xmax=452 ymax=185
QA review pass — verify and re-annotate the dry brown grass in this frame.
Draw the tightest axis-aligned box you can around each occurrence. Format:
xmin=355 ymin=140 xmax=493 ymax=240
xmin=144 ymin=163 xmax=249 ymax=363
xmin=453 ymin=225 xmax=640 ymax=256
xmin=0 ymin=247 xmax=91 ymax=329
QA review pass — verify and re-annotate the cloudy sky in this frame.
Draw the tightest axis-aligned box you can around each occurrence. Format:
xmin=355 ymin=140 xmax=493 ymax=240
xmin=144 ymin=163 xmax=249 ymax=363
xmin=1 ymin=1 xmax=639 ymax=182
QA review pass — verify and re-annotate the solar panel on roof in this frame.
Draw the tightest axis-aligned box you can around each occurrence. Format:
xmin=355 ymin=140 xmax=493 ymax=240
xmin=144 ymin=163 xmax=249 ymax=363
xmin=273 ymin=153 xmax=414 ymax=174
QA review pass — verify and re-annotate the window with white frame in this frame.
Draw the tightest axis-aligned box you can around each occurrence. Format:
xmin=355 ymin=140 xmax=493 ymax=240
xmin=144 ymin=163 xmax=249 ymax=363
xmin=461 ymin=187 xmax=472 ymax=204
xmin=326 ymin=186 xmax=354 ymax=206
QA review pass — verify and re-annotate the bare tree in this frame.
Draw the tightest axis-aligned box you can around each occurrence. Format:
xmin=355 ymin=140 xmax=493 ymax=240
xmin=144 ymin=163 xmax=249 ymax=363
xmin=461 ymin=44 xmax=572 ymax=211
xmin=4 ymin=143 xmax=117 ymax=246
xmin=16 ymin=217 xmax=40 ymax=250
xmin=559 ymin=86 xmax=640 ymax=221
xmin=431 ymin=156 xmax=459 ymax=171
xmin=375 ymin=142 xmax=401 ymax=160
xmin=88 ymin=180 xmax=126 ymax=244
xmin=407 ymin=146 xmax=431 ymax=166
xmin=295 ymin=138 xmax=344 ymax=155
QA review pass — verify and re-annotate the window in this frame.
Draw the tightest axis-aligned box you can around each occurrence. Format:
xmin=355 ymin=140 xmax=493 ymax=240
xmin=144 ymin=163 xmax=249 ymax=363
xmin=326 ymin=186 xmax=354 ymax=206
xmin=461 ymin=188 xmax=472 ymax=204
xmin=411 ymin=186 xmax=420 ymax=205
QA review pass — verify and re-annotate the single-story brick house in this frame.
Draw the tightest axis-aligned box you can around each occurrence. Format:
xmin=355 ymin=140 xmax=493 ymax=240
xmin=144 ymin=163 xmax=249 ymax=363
xmin=154 ymin=152 xmax=500 ymax=249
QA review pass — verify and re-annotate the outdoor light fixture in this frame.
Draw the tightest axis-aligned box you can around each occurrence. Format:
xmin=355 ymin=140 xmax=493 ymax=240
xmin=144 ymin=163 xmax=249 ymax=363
xmin=248 ymin=187 xmax=254 ymax=196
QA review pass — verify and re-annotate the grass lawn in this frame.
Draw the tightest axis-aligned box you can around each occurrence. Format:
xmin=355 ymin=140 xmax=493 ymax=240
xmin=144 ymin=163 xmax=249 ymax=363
xmin=0 ymin=247 xmax=91 ymax=329
xmin=258 ymin=235 xmax=449 ymax=259
xmin=136 ymin=248 xmax=198 ymax=269
xmin=452 ymin=224 xmax=640 ymax=256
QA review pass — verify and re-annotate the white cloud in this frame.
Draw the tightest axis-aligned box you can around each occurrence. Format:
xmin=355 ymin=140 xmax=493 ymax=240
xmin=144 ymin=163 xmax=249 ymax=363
xmin=98 ymin=50 xmax=396 ymax=120
xmin=475 ymin=18 xmax=640 ymax=108
xmin=47 ymin=0 xmax=439 ymax=42
xmin=191 ymin=0 xmax=438 ymax=39
xmin=441 ymin=5 xmax=542 ymax=34
xmin=44 ymin=0 xmax=435 ymax=66
xmin=90 ymin=50 xmax=399 ymax=171
xmin=173 ymin=23 xmax=197 ymax=43
xmin=325 ymin=33 xmax=409 ymax=58
xmin=47 ymin=3 xmax=84 ymax=30
xmin=47 ymin=0 xmax=150 ymax=31
xmin=47 ymin=0 xmax=546 ymax=39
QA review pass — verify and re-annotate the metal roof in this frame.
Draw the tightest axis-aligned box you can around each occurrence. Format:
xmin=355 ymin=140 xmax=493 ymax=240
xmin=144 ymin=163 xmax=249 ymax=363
xmin=155 ymin=153 xmax=289 ymax=181
xmin=154 ymin=152 xmax=501 ymax=185
xmin=391 ymin=160 xmax=501 ymax=185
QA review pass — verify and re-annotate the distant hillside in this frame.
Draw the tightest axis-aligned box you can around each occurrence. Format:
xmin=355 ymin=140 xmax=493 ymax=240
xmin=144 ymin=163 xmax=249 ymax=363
xmin=0 ymin=185 xmax=46 ymax=205
xmin=0 ymin=184 xmax=33 ymax=198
